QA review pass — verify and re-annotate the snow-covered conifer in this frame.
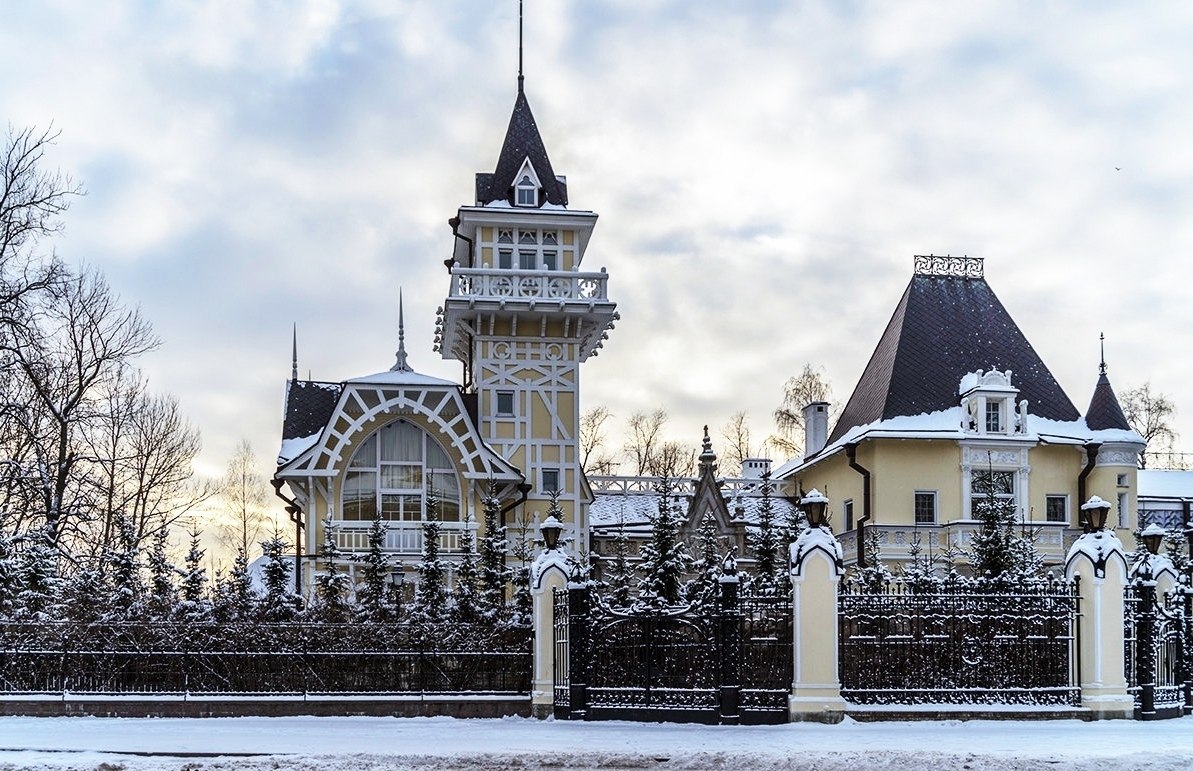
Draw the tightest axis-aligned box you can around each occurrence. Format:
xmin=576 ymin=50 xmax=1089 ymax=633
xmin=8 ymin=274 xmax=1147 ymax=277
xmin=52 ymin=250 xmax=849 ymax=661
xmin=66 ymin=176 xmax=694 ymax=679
xmin=105 ymin=514 xmax=144 ymax=615
xmin=16 ymin=527 xmax=62 ymax=620
xmin=413 ymin=492 xmax=448 ymax=621
xmin=851 ymin=530 xmax=893 ymax=592
xmin=604 ymin=511 xmax=635 ymax=608
xmin=451 ymin=510 xmax=480 ymax=623
xmin=476 ymin=479 xmax=509 ymax=622
xmin=684 ymin=509 xmax=723 ymax=612
xmin=0 ymin=533 xmax=20 ymax=618
xmin=145 ymin=525 xmax=177 ymax=621
xmin=179 ymin=524 xmax=210 ymax=618
xmin=967 ymin=471 xmax=1042 ymax=585
xmin=748 ymin=472 xmax=784 ymax=596
xmin=212 ymin=547 xmax=254 ymax=622
xmin=507 ymin=511 xmax=534 ymax=626
xmin=313 ymin=514 xmax=352 ymax=624
xmin=355 ymin=507 xmax=399 ymax=622
xmin=256 ymin=531 xmax=301 ymax=622
xmin=637 ymin=477 xmax=693 ymax=607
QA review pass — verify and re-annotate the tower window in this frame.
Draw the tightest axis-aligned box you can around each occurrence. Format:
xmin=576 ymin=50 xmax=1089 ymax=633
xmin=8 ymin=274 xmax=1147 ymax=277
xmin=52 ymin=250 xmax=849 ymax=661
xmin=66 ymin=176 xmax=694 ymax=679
xmin=498 ymin=249 xmax=513 ymax=269
xmin=496 ymin=391 xmax=515 ymax=416
xmin=515 ymin=175 xmax=538 ymax=207
xmin=542 ymin=468 xmax=560 ymax=493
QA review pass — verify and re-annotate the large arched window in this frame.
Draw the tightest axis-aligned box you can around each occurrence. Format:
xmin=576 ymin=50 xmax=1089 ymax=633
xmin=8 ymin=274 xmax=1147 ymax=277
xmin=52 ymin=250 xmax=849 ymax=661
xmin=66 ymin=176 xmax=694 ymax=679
xmin=341 ymin=420 xmax=461 ymax=522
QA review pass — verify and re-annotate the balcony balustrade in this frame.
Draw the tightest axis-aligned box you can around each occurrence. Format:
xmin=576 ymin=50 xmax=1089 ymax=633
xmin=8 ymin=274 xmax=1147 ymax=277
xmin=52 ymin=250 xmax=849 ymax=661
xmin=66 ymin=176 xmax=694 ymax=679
xmin=448 ymin=267 xmax=608 ymax=304
xmin=333 ymin=521 xmax=476 ymax=555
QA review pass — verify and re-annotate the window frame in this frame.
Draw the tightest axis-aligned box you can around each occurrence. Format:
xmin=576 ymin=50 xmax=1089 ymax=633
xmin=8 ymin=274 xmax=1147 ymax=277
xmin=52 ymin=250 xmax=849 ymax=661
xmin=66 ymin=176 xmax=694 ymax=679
xmin=542 ymin=468 xmax=561 ymax=494
xmin=495 ymin=391 xmax=515 ymax=416
xmin=1045 ymin=494 xmax=1068 ymax=524
xmin=914 ymin=490 xmax=937 ymax=525
xmin=341 ymin=419 xmax=462 ymax=524
xmin=843 ymin=499 xmax=854 ymax=531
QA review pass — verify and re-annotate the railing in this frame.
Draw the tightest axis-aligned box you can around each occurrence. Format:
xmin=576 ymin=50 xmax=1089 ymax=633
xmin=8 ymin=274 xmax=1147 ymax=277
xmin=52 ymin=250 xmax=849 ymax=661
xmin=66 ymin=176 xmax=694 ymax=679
xmin=838 ymin=521 xmax=1072 ymax=565
xmin=839 ymin=577 xmax=1080 ymax=706
xmin=587 ymin=475 xmax=794 ymax=498
xmin=333 ymin=522 xmax=476 ymax=554
xmin=0 ymin=622 xmax=531 ymax=696
xmin=449 ymin=268 xmax=609 ymax=303
xmin=1124 ymin=586 xmax=1186 ymax=717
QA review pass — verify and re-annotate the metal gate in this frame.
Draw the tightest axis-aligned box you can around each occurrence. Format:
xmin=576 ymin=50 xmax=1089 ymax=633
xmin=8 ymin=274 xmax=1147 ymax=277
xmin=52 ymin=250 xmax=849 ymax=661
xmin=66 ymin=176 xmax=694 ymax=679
xmin=1124 ymin=584 xmax=1187 ymax=719
xmin=553 ymin=577 xmax=792 ymax=724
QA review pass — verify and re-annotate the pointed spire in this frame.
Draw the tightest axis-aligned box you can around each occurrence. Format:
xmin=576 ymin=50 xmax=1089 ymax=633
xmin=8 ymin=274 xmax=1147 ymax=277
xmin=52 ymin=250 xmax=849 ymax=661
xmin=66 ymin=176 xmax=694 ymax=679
xmin=391 ymin=290 xmax=412 ymax=373
xmin=1086 ymin=336 xmax=1132 ymax=431
xmin=518 ymin=0 xmax=525 ymax=95
xmin=699 ymin=425 xmax=717 ymax=471
xmin=291 ymin=323 xmax=299 ymax=381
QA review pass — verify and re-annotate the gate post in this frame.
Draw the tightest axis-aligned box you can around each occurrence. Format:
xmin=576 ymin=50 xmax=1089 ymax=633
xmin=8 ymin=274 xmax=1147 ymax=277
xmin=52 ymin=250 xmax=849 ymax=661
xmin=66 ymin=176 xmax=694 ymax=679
xmin=718 ymin=555 xmax=741 ymax=725
xmin=1063 ymin=525 xmax=1133 ymax=719
xmin=530 ymin=546 xmax=571 ymax=719
xmin=568 ymin=581 xmax=591 ymax=719
xmin=788 ymin=522 xmax=846 ymax=723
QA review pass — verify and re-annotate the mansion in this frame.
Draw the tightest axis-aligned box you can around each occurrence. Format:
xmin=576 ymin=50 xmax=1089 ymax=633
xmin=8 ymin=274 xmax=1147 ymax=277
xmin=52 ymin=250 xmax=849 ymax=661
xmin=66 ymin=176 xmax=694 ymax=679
xmin=272 ymin=76 xmax=1172 ymax=592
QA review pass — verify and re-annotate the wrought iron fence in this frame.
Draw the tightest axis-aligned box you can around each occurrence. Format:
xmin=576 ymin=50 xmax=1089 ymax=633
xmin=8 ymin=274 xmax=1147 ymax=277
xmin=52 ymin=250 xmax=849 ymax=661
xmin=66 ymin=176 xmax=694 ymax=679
xmin=1123 ymin=586 xmax=1185 ymax=718
xmin=0 ymin=622 xmax=531 ymax=696
xmin=553 ymin=582 xmax=792 ymax=725
xmin=839 ymin=577 xmax=1080 ymax=706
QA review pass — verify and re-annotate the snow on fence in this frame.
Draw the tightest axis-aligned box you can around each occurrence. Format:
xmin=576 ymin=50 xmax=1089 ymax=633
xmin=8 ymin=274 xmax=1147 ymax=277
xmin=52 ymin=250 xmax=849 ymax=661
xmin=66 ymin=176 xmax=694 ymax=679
xmin=1123 ymin=586 xmax=1186 ymax=718
xmin=838 ymin=576 xmax=1081 ymax=706
xmin=0 ymin=622 xmax=531 ymax=696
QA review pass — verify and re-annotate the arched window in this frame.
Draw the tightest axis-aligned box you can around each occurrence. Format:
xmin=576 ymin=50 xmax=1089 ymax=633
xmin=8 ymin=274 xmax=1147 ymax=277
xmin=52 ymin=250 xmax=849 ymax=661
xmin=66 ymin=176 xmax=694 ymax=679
xmin=341 ymin=420 xmax=461 ymax=522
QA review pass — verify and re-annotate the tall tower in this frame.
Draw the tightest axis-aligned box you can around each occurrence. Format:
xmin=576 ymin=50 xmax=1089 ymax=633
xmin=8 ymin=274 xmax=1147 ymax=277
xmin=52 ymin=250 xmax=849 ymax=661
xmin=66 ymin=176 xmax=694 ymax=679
xmin=435 ymin=81 xmax=618 ymax=548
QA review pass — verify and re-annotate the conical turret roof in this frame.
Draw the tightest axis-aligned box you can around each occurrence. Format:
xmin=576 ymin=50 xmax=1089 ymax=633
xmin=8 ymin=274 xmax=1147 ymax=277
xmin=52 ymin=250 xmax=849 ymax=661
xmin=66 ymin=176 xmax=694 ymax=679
xmin=474 ymin=88 xmax=568 ymax=207
xmin=1086 ymin=371 xmax=1132 ymax=431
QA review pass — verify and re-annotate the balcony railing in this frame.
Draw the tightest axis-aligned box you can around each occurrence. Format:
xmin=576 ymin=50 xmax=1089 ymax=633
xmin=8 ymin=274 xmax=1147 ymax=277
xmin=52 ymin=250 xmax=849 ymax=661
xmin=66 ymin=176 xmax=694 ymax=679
xmin=588 ymin=475 xmax=794 ymax=498
xmin=838 ymin=520 xmax=1073 ymax=565
xmin=448 ymin=267 xmax=609 ymax=304
xmin=333 ymin=522 xmax=476 ymax=555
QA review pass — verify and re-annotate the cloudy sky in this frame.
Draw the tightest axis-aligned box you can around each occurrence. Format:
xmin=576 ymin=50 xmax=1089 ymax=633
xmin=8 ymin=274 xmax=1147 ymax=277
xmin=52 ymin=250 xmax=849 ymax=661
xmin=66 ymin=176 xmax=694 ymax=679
xmin=4 ymin=1 xmax=1192 ymax=503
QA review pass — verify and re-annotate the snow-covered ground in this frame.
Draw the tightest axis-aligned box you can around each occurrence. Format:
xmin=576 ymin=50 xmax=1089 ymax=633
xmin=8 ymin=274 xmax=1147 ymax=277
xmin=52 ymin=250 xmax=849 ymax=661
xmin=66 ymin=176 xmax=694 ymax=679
xmin=1 ymin=714 xmax=1192 ymax=770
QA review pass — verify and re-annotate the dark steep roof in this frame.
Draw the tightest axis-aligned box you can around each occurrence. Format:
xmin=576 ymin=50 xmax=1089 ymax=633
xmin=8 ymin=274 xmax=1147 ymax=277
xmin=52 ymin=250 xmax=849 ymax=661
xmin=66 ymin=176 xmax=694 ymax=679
xmin=475 ymin=88 xmax=568 ymax=206
xmin=282 ymin=380 xmax=341 ymax=441
xmin=829 ymin=274 xmax=1080 ymax=442
xmin=1086 ymin=372 xmax=1132 ymax=431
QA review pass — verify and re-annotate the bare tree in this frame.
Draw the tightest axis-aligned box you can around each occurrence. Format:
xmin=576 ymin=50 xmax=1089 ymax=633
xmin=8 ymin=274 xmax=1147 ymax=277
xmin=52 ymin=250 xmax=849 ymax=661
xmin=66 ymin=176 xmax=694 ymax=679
xmin=651 ymin=440 xmax=696 ymax=479
xmin=2 ymin=269 xmax=159 ymax=547
xmin=218 ymin=439 xmax=271 ymax=559
xmin=719 ymin=411 xmax=755 ymax=476
xmin=579 ymin=405 xmax=617 ymax=475
xmin=770 ymin=363 xmax=834 ymax=460
xmin=625 ymin=409 xmax=668 ymax=476
xmin=1122 ymin=383 xmax=1179 ymax=469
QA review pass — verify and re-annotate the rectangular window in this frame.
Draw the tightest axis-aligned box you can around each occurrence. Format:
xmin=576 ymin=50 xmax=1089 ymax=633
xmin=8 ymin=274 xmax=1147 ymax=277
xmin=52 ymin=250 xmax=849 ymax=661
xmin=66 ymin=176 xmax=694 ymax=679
xmin=971 ymin=469 xmax=1015 ymax=517
xmin=914 ymin=491 xmax=937 ymax=524
xmin=1117 ymin=473 xmax=1129 ymax=487
xmin=542 ymin=251 xmax=558 ymax=271
xmin=519 ymin=250 xmax=536 ymax=270
xmin=985 ymin=402 xmax=1002 ymax=433
xmin=1118 ymin=492 xmax=1129 ymax=529
xmin=843 ymin=499 xmax=854 ymax=531
xmin=542 ymin=468 xmax=560 ymax=493
xmin=498 ymin=249 xmax=513 ymax=269
xmin=516 ymin=187 xmax=536 ymax=206
xmin=496 ymin=391 xmax=515 ymax=416
xmin=1045 ymin=494 xmax=1068 ymax=523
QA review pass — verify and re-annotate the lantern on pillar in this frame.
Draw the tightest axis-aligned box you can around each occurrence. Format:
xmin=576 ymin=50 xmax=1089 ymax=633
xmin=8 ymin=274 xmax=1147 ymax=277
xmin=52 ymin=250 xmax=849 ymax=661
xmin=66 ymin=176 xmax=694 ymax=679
xmin=1080 ymin=495 xmax=1112 ymax=533
xmin=800 ymin=489 xmax=830 ymax=529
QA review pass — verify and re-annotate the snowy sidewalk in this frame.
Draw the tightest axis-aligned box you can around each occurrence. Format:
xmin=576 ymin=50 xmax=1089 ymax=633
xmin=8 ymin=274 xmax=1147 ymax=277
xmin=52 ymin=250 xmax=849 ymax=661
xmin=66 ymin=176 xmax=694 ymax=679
xmin=1 ymin=715 xmax=1193 ymax=770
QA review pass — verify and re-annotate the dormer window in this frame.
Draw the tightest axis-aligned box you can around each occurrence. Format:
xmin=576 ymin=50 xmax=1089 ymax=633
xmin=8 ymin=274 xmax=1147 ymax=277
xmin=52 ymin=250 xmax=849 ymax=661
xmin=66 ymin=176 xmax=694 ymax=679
xmin=516 ymin=175 xmax=538 ymax=207
xmin=985 ymin=402 xmax=1003 ymax=433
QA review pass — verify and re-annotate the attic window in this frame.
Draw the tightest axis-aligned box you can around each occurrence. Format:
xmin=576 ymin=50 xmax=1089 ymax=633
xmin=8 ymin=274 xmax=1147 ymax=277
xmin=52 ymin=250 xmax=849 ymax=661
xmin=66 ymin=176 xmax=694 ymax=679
xmin=985 ymin=402 xmax=1003 ymax=433
xmin=515 ymin=174 xmax=538 ymax=207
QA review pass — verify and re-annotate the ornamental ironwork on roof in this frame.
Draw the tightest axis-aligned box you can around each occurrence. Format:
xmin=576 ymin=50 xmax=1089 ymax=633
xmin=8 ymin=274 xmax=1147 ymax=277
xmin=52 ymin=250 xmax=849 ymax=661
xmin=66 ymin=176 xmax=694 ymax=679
xmin=913 ymin=254 xmax=984 ymax=278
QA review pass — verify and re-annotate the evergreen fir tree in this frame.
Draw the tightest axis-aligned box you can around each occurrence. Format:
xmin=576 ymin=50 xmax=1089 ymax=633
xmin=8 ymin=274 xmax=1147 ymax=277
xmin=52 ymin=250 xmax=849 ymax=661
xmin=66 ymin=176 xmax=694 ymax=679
xmin=451 ymin=510 xmax=480 ymax=623
xmin=179 ymin=524 xmax=211 ymax=620
xmin=507 ymin=510 xmax=534 ymax=626
xmin=414 ymin=492 xmax=448 ymax=621
xmin=62 ymin=559 xmax=105 ymax=624
xmin=637 ymin=477 xmax=693 ymax=607
xmin=476 ymin=479 xmax=509 ymax=622
xmin=313 ymin=515 xmax=352 ymax=624
xmin=967 ymin=470 xmax=1043 ymax=584
xmin=355 ymin=507 xmax=399 ymax=622
xmin=145 ymin=525 xmax=177 ymax=621
xmin=105 ymin=514 xmax=144 ymax=616
xmin=0 ymin=533 xmax=21 ymax=618
xmin=748 ymin=471 xmax=783 ymax=596
xmin=213 ymin=547 xmax=255 ymax=622
xmin=900 ymin=530 xmax=942 ymax=593
xmin=684 ymin=509 xmax=724 ymax=613
xmin=604 ymin=510 xmax=635 ymax=608
xmin=16 ymin=526 xmax=62 ymax=620
xmin=852 ymin=530 xmax=893 ymax=592
xmin=256 ymin=531 xmax=301 ymax=622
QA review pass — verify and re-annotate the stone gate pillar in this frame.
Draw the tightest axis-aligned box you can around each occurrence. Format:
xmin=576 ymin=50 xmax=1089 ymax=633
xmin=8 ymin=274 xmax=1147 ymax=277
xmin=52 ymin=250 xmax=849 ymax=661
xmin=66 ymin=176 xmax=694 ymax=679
xmin=529 ymin=546 xmax=570 ymax=719
xmin=788 ymin=525 xmax=847 ymax=723
xmin=1064 ymin=527 xmax=1133 ymax=719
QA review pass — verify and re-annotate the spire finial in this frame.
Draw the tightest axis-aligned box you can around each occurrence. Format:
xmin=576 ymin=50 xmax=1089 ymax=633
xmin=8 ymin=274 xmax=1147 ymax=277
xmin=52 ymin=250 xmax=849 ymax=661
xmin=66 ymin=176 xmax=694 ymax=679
xmin=1099 ymin=332 xmax=1106 ymax=376
xmin=392 ymin=290 xmax=412 ymax=373
xmin=518 ymin=0 xmax=525 ymax=94
xmin=291 ymin=323 xmax=299 ymax=381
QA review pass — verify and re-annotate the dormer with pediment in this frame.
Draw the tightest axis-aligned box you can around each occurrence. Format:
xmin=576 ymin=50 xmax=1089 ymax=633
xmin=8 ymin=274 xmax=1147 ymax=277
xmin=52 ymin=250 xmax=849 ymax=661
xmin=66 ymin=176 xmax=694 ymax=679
xmin=959 ymin=369 xmax=1029 ymax=437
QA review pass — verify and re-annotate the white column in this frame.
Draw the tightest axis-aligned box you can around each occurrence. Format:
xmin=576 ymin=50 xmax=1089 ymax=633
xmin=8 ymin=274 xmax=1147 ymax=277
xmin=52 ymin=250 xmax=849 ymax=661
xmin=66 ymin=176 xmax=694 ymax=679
xmin=529 ymin=548 xmax=570 ymax=719
xmin=788 ymin=528 xmax=847 ymax=723
xmin=1064 ymin=531 xmax=1133 ymax=719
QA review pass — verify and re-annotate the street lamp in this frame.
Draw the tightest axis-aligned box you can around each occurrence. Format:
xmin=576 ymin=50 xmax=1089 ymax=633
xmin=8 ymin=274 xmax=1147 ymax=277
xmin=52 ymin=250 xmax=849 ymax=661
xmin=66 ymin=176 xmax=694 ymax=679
xmin=540 ymin=514 xmax=564 ymax=551
xmin=800 ymin=489 xmax=830 ymax=529
xmin=1140 ymin=523 xmax=1167 ymax=556
xmin=1080 ymin=495 xmax=1112 ymax=533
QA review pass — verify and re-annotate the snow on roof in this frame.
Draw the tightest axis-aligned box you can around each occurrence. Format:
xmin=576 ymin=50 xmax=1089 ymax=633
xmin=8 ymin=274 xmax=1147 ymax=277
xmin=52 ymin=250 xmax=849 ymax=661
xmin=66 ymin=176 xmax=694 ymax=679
xmin=775 ymin=406 xmax=1143 ymax=479
xmin=588 ymin=483 xmax=799 ymax=531
xmin=347 ymin=370 xmax=458 ymax=387
xmin=1138 ymin=469 xmax=1193 ymax=500
xmin=278 ymin=433 xmax=320 ymax=465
